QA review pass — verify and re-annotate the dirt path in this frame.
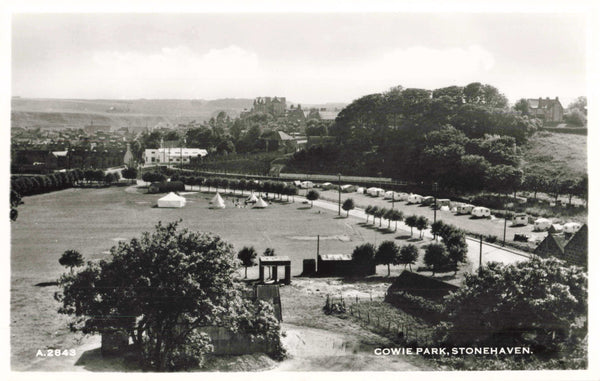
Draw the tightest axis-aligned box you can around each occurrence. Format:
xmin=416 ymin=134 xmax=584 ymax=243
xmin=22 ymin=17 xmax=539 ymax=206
xmin=274 ymin=323 xmax=428 ymax=371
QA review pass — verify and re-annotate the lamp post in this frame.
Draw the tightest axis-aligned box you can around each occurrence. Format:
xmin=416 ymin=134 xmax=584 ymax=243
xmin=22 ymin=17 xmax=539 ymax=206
xmin=337 ymin=173 xmax=341 ymax=216
xmin=433 ymin=182 xmax=438 ymax=224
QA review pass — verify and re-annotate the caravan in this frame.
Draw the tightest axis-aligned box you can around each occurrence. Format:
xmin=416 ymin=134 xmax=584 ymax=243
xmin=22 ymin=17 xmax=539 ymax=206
xmin=511 ymin=213 xmax=529 ymax=226
xmin=435 ymin=199 xmax=451 ymax=209
xmin=394 ymin=192 xmax=409 ymax=201
xmin=341 ymin=184 xmax=357 ymax=193
xmin=367 ymin=187 xmax=385 ymax=197
xmin=383 ymin=191 xmax=395 ymax=200
xmin=407 ymin=194 xmax=424 ymax=204
xmin=563 ymin=222 xmax=582 ymax=234
xmin=533 ymin=218 xmax=552 ymax=232
xmin=471 ymin=207 xmax=491 ymax=218
xmin=456 ymin=204 xmax=474 ymax=215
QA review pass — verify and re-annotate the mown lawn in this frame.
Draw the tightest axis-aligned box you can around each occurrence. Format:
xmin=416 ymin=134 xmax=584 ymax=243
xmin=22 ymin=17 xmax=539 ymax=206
xmin=11 ymin=186 xmax=419 ymax=370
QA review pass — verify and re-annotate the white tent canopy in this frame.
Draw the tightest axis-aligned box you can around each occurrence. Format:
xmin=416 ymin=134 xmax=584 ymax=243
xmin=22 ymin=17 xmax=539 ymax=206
xmin=210 ymin=192 xmax=226 ymax=209
xmin=254 ymin=197 xmax=268 ymax=208
xmin=246 ymin=193 xmax=258 ymax=203
xmin=157 ymin=192 xmax=186 ymax=208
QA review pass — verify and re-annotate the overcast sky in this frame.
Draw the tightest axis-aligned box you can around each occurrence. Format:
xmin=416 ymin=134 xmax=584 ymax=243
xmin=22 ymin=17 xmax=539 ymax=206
xmin=12 ymin=13 xmax=586 ymax=105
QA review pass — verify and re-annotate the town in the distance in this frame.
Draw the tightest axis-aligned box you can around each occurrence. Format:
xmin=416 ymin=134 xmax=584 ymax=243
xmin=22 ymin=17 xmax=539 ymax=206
xmin=10 ymin=84 xmax=588 ymax=372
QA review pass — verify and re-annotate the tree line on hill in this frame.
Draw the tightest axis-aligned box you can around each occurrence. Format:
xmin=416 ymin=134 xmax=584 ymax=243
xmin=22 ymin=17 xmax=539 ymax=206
xmin=285 ymin=83 xmax=586 ymax=201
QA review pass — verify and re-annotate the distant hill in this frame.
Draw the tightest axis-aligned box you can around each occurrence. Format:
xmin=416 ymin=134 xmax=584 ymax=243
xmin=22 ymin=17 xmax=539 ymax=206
xmin=11 ymin=97 xmax=346 ymax=129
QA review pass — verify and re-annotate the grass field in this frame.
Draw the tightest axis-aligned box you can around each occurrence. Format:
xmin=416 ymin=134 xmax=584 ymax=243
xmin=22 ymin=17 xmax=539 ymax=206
xmin=522 ymin=131 xmax=587 ymax=176
xmin=11 ymin=186 xmax=439 ymax=371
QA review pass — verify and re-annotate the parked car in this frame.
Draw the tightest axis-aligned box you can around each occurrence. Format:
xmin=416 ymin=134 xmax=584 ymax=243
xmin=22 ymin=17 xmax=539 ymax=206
xmin=471 ymin=207 xmax=491 ymax=218
xmin=421 ymin=196 xmax=435 ymax=206
xmin=407 ymin=194 xmax=424 ymax=204
xmin=511 ymin=213 xmax=529 ymax=226
xmin=321 ymin=182 xmax=338 ymax=190
xmin=533 ymin=218 xmax=552 ymax=232
xmin=514 ymin=233 xmax=530 ymax=242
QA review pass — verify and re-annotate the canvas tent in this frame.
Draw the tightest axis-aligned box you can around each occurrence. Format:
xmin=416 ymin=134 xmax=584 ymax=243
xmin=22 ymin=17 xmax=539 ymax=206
xmin=157 ymin=192 xmax=186 ymax=208
xmin=254 ymin=197 xmax=268 ymax=209
xmin=210 ymin=192 xmax=226 ymax=209
xmin=246 ymin=193 xmax=258 ymax=204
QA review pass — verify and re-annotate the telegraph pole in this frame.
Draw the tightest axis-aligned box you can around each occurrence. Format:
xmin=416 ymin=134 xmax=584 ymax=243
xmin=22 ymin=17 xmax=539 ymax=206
xmin=338 ymin=173 xmax=341 ymax=216
xmin=433 ymin=182 xmax=438 ymax=224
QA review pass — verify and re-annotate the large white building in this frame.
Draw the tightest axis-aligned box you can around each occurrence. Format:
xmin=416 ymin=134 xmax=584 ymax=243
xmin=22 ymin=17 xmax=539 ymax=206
xmin=143 ymin=148 xmax=208 ymax=165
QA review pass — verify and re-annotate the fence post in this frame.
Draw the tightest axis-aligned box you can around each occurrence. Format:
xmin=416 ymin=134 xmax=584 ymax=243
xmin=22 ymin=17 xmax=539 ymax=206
xmin=367 ymin=312 xmax=370 ymax=323
xmin=356 ymin=295 xmax=358 ymax=304
xmin=387 ymin=321 xmax=390 ymax=331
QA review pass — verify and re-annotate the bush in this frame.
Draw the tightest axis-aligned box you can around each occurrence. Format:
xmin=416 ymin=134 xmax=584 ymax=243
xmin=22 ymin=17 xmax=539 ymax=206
xmin=385 ymin=291 xmax=444 ymax=322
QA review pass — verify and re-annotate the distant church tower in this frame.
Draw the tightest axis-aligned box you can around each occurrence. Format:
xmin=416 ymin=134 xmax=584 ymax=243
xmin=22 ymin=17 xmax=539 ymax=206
xmin=123 ymin=143 xmax=134 ymax=167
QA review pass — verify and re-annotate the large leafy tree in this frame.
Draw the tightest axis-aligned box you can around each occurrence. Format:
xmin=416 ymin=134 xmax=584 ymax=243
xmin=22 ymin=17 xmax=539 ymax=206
xmin=342 ymin=198 xmax=355 ymax=217
xmin=438 ymin=258 xmax=587 ymax=352
xmin=398 ymin=244 xmax=419 ymax=271
xmin=423 ymin=243 xmax=449 ymax=276
xmin=55 ymin=221 xmax=266 ymax=371
xmin=306 ymin=190 xmax=320 ymax=208
xmin=376 ymin=241 xmax=400 ymax=276
xmin=351 ymin=243 xmax=376 ymax=276
xmin=59 ymin=250 xmax=84 ymax=273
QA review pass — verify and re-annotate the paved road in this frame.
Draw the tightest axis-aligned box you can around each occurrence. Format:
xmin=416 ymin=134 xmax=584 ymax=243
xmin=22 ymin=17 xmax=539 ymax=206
xmin=302 ymin=196 xmax=531 ymax=272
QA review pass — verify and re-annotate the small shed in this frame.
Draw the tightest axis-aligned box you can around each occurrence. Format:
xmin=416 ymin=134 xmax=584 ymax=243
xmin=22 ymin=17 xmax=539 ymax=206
xmin=316 ymin=254 xmax=375 ymax=277
xmin=259 ymin=256 xmax=291 ymax=285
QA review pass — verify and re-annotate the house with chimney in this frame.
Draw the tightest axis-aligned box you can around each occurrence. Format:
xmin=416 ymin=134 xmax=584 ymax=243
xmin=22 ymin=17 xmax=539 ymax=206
xmin=533 ymin=224 xmax=587 ymax=268
xmin=527 ymin=97 xmax=564 ymax=123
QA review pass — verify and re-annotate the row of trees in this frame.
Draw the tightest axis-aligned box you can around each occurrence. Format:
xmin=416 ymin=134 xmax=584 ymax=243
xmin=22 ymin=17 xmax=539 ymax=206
xmin=351 ymin=242 xmax=419 ymax=277
xmin=364 ymin=205 xmax=430 ymax=238
xmin=154 ymin=172 xmax=301 ymax=200
xmin=11 ymin=169 xmax=84 ymax=197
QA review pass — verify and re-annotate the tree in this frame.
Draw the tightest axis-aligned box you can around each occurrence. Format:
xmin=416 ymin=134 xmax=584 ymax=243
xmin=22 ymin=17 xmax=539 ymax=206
xmin=55 ymin=221 xmax=277 ymax=371
xmin=438 ymin=258 xmax=587 ymax=351
xmin=443 ymin=230 xmax=468 ymax=275
xmin=58 ymin=249 xmax=84 ymax=273
xmin=104 ymin=172 xmax=116 ymax=185
xmin=399 ymin=244 xmax=419 ymax=271
xmin=375 ymin=207 xmax=387 ymax=227
xmin=389 ymin=209 xmax=404 ymax=231
xmin=121 ymin=167 xmax=138 ymax=183
xmin=367 ymin=205 xmax=378 ymax=224
xmin=237 ymin=246 xmax=257 ymax=279
xmin=423 ymin=243 xmax=448 ymax=276
xmin=351 ymin=243 xmax=376 ymax=276
xmin=430 ymin=220 xmax=445 ymax=240
xmin=341 ymin=198 xmax=355 ymax=217
xmin=376 ymin=241 xmax=400 ymax=276
xmin=416 ymin=216 xmax=428 ymax=239
xmin=513 ymin=98 xmax=530 ymax=115
xmin=306 ymin=190 xmax=320 ymax=208
xmin=405 ymin=215 xmax=418 ymax=237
